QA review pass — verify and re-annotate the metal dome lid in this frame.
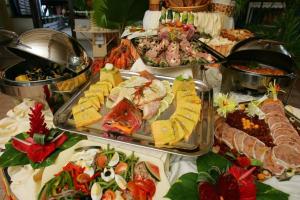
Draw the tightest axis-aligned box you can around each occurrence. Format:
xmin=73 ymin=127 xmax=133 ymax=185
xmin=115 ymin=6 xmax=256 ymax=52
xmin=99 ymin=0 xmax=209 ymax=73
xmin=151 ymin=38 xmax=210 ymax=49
xmin=7 ymin=28 xmax=90 ymax=74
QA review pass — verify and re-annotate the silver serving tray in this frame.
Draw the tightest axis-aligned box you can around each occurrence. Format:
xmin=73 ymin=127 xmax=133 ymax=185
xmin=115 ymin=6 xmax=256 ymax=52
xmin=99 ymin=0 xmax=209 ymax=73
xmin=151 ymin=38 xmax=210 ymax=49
xmin=54 ymin=71 xmax=214 ymax=156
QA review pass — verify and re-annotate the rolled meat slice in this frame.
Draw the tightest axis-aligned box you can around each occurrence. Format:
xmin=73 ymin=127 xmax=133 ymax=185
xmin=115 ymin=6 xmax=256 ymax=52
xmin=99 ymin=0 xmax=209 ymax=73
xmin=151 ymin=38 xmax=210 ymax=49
xmin=242 ymin=135 xmax=257 ymax=158
xmin=261 ymin=100 xmax=284 ymax=114
xmin=270 ymin=121 xmax=294 ymax=132
xmin=274 ymin=135 xmax=300 ymax=147
xmin=253 ymin=140 xmax=270 ymax=161
xmin=272 ymin=144 xmax=300 ymax=169
xmin=214 ymin=117 xmax=226 ymax=140
xmin=233 ymin=130 xmax=246 ymax=153
xmin=267 ymin=116 xmax=289 ymax=128
xmin=263 ymin=149 xmax=285 ymax=175
xmin=272 ymin=128 xmax=299 ymax=140
xmin=221 ymin=125 xmax=236 ymax=149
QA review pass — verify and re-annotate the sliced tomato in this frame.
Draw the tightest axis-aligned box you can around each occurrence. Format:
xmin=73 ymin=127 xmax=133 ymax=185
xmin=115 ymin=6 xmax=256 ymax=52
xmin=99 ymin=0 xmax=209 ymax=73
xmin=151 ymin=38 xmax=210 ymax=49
xmin=96 ymin=154 xmax=107 ymax=168
xmin=102 ymin=189 xmax=116 ymax=200
xmin=76 ymin=173 xmax=90 ymax=184
xmin=127 ymin=181 xmax=140 ymax=198
xmin=135 ymin=179 xmax=156 ymax=198
xmin=115 ymin=162 xmax=128 ymax=174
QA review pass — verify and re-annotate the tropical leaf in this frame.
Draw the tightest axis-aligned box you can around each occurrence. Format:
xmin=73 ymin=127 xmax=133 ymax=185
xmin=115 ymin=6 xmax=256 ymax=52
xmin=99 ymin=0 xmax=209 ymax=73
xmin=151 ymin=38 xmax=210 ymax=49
xmin=93 ymin=0 xmax=148 ymax=31
xmin=164 ymin=173 xmax=199 ymax=200
xmin=196 ymin=151 xmax=232 ymax=173
xmin=256 ymin=181 xmax=289 ymax=200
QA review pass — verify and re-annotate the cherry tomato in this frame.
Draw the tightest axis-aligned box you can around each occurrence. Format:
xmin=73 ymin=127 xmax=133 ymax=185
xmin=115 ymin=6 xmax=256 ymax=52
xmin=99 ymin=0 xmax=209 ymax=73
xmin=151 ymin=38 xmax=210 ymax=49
xmin=76 ymin=173 xmax=90 ymax=184
xmin=115 ymin=162 xmax=128 ymax=174
xmin=96 ymin=154 xmax=107 ymax=168
xmin=102 ymin=189 xmax=116 ymax=200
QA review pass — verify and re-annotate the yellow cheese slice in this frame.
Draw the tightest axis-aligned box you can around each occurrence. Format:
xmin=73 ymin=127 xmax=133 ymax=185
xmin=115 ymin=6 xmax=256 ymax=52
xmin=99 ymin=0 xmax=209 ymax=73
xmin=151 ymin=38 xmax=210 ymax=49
xmin=78 ymin=96 xmax=101 ymax=110
xmin=89 ymin=84 xmax=109 ymax=96
xmin=73 ymin=107 xmax=102 ymax=128
xmin=72 ymin=101 xmax=97 ymax=115
xmin=96 ymin=81 xmax=113 ymax=91
xmin=84 ymin=90 xmax=105 ymax=105
xmin=100 ymin=68 xmax=123 ymax=87
xmin=178 ymin=102 xmax=201 ymax=115
xmin=176 ymin=90 xmax=197 ymax=100
xmin=151 ymin=120 xmax=175 ymax=146
xmin=169 ymin=119 xmax=185 ymax=145
xmin=171 ymin=115 xmax=195 ymax=141
xmin=173 ymin=108 xmax=199 ymax=123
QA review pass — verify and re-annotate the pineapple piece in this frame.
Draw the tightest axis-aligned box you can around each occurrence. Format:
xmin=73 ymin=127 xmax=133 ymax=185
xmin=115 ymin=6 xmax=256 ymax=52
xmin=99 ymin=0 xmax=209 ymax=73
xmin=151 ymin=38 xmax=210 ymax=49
xmin=72 ymin=101 xmax=97 ymax=115
xmin=78 ymin=96 xmax=101 ymax=110
xmin=169 ymin=119 xmax=185 ymax=145
xmin=84 ymin=90 xmax=105 ymax=105
xmin=73 ymin=107 xmax=102 ymax=128
xmin=171 ymin=115 xmax=195 ymax=141
xmin=172 ymin=78 xmax=196 ymax=94
xmin=151 ymin=120 xmax=175 ymax=146
xmin=100 ymin=67 xmax=123 ymax=87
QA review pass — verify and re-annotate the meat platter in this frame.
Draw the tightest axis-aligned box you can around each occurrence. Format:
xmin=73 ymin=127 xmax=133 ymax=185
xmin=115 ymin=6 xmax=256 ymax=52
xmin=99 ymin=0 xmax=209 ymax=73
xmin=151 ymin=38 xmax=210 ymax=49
xmin=213 ymin=89 xmax=300 ymax=180
xmin=131 ymin=26 xmax=216 ymax=69
xmin=54 ymin=70 xmax=214 ymax=156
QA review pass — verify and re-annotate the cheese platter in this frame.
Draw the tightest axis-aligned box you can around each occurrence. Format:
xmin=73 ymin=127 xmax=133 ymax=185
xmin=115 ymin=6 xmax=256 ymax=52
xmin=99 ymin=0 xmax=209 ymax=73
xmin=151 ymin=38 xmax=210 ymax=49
xmin=54 ymin=67 xmax=214 ymax=156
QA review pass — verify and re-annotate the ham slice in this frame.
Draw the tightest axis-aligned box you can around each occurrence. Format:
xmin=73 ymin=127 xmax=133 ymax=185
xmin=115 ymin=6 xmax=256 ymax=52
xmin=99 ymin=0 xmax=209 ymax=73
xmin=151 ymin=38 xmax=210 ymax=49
xmin=272 ymin=144 xmax=300 ymax=168
xmin=261 ymin=100 xmax=284 ymax=114
xmin=142 ymin=101 xmax=161 ymax=120
xmin=263 ymin=149 xmax=285 ymax=175
xmin=242 ymin=135 xmax=257 ymax=158
xmin=267 ymin=116 xmax=289 ymax=127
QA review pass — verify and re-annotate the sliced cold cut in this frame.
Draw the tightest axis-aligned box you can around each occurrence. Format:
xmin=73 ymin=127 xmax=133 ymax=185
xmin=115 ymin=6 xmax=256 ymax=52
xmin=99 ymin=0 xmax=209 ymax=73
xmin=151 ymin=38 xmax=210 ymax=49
xmin=242 ymin=135 xmax=257 ymax=158
xmin=253 ymin=140 xmax=270 ymax=161
xmin=272 ymin=144 xmax=300 ymax=168
xmin=233 ymin=130 xmax=246 ymax=153
xmin=263 ymin=149 xmax=285 ymax=175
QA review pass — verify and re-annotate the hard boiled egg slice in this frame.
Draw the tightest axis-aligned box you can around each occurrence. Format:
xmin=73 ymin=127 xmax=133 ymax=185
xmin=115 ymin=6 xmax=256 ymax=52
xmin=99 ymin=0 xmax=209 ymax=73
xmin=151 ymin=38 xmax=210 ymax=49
xmin=91 ymin=182 xmax=103 ymax=200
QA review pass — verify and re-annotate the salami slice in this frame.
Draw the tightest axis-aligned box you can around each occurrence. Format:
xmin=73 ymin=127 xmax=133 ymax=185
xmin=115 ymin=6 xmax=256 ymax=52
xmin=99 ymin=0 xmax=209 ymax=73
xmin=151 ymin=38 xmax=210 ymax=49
xmin=242 ymin=135 xmax=257 ymax=158
xmin=263 ymin=149 xmax=285 ymax=175
xmin=272 ymin=144 xmax=300 ymax=168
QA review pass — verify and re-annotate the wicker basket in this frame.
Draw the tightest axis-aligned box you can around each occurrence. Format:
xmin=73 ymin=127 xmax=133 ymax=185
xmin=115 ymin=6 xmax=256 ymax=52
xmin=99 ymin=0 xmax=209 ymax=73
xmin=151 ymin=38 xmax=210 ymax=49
xmin=210 ymin=2 xmax=235 ymax=17
xmin=169 ymin=1 xmax=210 ymax=12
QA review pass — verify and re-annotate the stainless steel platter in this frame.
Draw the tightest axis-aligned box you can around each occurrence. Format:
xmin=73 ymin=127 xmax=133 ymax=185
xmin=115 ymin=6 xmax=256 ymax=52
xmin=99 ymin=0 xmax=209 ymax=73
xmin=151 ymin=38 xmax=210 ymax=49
xmin=54 ymin=71 xmax=214 ymax=156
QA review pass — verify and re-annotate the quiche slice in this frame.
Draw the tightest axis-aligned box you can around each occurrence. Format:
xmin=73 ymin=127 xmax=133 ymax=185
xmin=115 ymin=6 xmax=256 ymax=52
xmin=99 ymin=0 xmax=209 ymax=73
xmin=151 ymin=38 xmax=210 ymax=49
xmin=151 ymin=120 xmax=176 ymax=147
xmin=73 ymin=107 xmax=102 ymax=128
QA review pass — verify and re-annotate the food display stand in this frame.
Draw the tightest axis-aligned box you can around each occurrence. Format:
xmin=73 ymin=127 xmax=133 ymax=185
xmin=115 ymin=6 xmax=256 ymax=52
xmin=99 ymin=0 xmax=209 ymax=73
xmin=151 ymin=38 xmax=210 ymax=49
xmin=0 ymin=1 xmax=300 ymax=200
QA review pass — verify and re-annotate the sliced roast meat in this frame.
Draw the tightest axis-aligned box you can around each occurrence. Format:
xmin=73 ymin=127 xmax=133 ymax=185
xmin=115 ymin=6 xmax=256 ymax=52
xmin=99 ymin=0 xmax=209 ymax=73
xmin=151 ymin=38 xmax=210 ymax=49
xmin=263 ymin=149 xmax=285 ymax=175
xmin=261 ymin=100 xmax=284 ymax=114
xmin=270 ymin=121 xmax=294 ymax=132
xmin=274 ymin=135 xmax=300 ymax=146
xmin=267 ymin=116 xmax=289 ymax=128
xmin=233 ymin=130 xmax=246 ymax=153
xmin=242 ymin=135 xmax=257 ymax=158
xmin=221 ymin=125 xmax=236 ymax=149
xmin=253 ymin=140 xmax=270 ymax=161
xmin=214 ymin=117 xmax=226 ymax=140
xmin=272 ymin=144 xmax=300 ymax=168
xmin=272 ymin=128 xmax=299 ymax=139
xmin=265 ymin=111 xmax=286 ymax=121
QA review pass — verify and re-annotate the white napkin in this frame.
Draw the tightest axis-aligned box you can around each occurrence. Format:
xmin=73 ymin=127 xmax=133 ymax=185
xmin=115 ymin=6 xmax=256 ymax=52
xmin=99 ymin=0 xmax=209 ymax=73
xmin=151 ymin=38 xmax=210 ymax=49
xmin=8 ymin=165 xmax=41 ymax=200
xmin=285 ymin=105 xmax=300 ymax=120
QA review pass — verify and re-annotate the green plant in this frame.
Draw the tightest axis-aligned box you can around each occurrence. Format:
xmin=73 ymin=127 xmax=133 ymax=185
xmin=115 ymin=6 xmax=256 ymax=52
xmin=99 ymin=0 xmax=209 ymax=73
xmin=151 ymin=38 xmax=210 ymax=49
xmin=74 ymin=0 xmax=88 ymax=11
xmin=93 ymin=0 xmax=148 ymax=32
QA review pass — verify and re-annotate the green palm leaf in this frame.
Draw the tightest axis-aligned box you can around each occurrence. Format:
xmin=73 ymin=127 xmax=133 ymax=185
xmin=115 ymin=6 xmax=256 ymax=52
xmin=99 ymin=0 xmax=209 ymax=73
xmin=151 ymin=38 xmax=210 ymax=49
xmin=93 ymin=0 xmax=148 ymax=31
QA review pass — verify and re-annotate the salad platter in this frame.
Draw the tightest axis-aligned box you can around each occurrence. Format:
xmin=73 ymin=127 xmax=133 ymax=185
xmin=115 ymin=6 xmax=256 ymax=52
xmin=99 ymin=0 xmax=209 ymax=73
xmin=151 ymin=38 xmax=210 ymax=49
xmin=54 ymin=69 xmax=214 ymax=156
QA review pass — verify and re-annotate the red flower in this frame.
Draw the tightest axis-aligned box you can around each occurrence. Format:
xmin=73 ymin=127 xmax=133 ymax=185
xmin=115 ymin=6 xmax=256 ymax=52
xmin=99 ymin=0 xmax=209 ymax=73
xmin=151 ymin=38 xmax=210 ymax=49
xmin=237 ymin=156 xmax=251 ymax=168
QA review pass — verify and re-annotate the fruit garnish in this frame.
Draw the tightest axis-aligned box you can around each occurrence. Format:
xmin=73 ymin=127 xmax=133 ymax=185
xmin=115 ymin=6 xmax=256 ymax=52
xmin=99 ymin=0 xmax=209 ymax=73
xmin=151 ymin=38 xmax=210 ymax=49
xmin=27 ymin=103 xmax=49 ymax=137
xmin=214 ymin=93 xmax=238 ymax=118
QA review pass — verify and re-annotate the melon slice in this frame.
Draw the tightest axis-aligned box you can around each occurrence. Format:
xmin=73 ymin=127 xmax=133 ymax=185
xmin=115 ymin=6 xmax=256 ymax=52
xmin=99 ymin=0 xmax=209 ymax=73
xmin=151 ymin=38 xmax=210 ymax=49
xmin=145 ymin=161 xmax=161 ymax=181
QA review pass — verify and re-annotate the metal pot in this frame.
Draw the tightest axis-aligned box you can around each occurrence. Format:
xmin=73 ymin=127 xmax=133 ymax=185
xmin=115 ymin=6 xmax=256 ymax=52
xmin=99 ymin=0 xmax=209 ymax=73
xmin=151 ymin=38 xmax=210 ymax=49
xmin=0 ymin=29 xmax=92 ymax=111
xmin=201 ymin=38 xmax=297 ymax=102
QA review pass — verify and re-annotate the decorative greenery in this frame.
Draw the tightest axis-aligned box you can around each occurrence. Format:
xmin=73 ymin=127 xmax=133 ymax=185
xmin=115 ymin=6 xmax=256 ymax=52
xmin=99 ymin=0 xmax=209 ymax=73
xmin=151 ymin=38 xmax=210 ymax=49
xmin=165 ymin=152 xmax=289 ymax=200
xmin=0 ymin=131 xmax=86 ymax=169
xmin=93 ymin=0 xmax=148 ymax=32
